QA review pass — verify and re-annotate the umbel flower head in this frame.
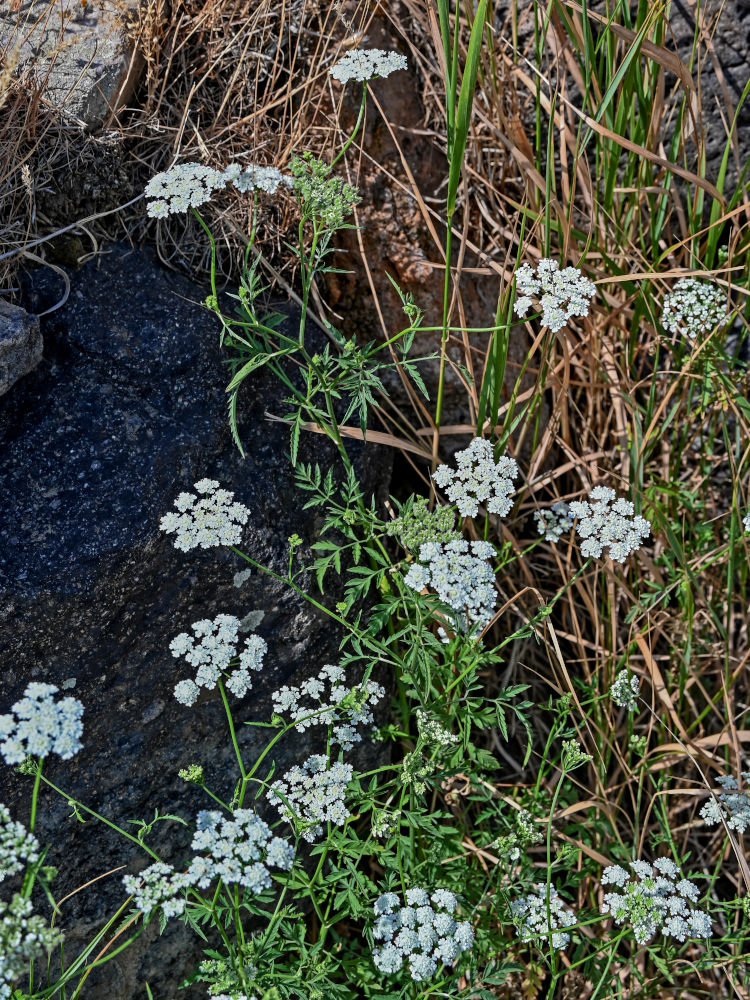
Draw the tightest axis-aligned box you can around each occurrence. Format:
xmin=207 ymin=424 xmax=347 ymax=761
xmin=569 ymin=486 xmax=651 ymax=563
xmin=169 ymin=614 xmax=267 ymax=707
xmin=433 ymin=437 xmax=519 ymax=518
xmin=371 ymin=887 xmax=474 ymax=981
xmin=0 ymin=804 xmax=39 ymax=883
xmin=160 ymin=479 xmax=250 ymax=551
xmin=534 ymin=501 xmax=573 ymax=543
xmin=700 ymin=772 xmax=750 ymax=834
xmin=222 ymin=162 xmax=293 ymax=195
xmin=404 ymin=538 xmax=497 ymax=632
xmin=123 ymin=809 xmax=295 ymax=919
xmin=1 ymin=893 xmax=64 ymax=997
xmin=329 ymin=48 xmax=408 ymax=84
xmin=510 ymin=883 xmax=576 ymax=951
xmin=0 ymin=683 xmax=83 ymax=766
xmin=268 ymin=754 xmax=353 ymax=843
xmin=271 ymin=662 xmax=384 ymax=752
xmin=514 ymin=258 xmax=596 ymax=332
xmin=661 ymin=278 xmax=728 ymax=340
xmin=600 ymin=858 xmax=712 ymax=944
xmin=145 ymin=162 xmax=226 ymax=218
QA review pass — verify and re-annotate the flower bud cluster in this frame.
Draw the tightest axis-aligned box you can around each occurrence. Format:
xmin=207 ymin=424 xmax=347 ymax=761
xmin=404 ymin=539 xmax=497 ymax=632
xmin=510 ymin=883 xmax=576 ymax=950
xmin=160 ymin=480 xmax=250 ymax=551
xmin=569 ymin=486 xmax=651 ymax=562
xmin=0 ymin=804 xmax=39 ymax=882
xmin=268 ymin=754 xmax=353 ymax=842
xmin=601 ymin=859 xmax=712 ymax=944
xmin=0 ymin=683 xmax=83 ymax=765
xmin=271 ymin=663 xmax=384 ymax=751
xmin=371 ymin=887 xmax=474 ymax=981
xmin=329 ymin=48 xmax=408 ymax=84
xmin=700 ymin=772 xmax=750 ymax=834
xmin=432 ymin=437 xmax=518 ymax=518
xmin=123 ymin=810 xmax=294 ymax=917
xmin=169 ymin=615 xmax=267 ymax=707
xmin=610 ymin=669 xmax=640 ymax=712
xmin=1 ymin=893 xmax=64 ymax=997
xmin=386 ymin=496 xmax=459 ymax=553
xmin=534 ymin=501 xmax=573 ymax=543
xmin=661 ymin=278 xmax=727 ymax=339
xmin=514 ymin=258 xmax=596 ymax=332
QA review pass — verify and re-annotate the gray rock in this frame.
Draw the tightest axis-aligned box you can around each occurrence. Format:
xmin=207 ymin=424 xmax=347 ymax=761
xmin=0 ymin=243 xmax=390 ymax=998
xmin=1 ymin=0 xmax=142 ymax=124
xmin=0 ymin=298 xmax=42 ymax=396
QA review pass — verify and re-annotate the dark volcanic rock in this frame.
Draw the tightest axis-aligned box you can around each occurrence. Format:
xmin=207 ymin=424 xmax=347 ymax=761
xmin=0 ymin=299 xmax=42 ymax=396
xmin=0 ymin=243 xmax=390 ymax=999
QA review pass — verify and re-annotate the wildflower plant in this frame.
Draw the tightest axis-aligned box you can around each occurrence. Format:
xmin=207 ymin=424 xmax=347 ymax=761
xmin=510 ymin=883 xmax=577 ymax=951
xmin=432 ymin=437 xmax=518 ymax=518
xmin=169 ymin=614 xmax=267 ymax=706
xmin=660 ymin=278 xmax=728 ymax=339
xmin=329 ymin=48 xmax=408 ymax=85
xmin=513 ymin=258 xmax=596 ymax=332
xmin=700 ymin=773 xmax=750 ymax=834
xmin=534 ymin=501 xmax=573 ymax=543
xmin=370 ymin=888 xmax=474 ymax=981
xmin=8 ymin=7 xmax=750 ymax=997
xmin=569 ymin=486 xmax=651 ymax=563
xmin=404 ymin=538 xmax=497 ymax=631
xmin=600 ymin=860 xmax=712 ymax=944
xmin=0 ymin=683 xmax=83 ymax=765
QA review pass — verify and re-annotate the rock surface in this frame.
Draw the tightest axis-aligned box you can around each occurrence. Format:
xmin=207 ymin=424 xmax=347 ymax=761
xmin=0 ymin=298 xmax=42 ymax=395
xmin=1 ymin=0 xmax=141 ymax=124
xmin=0 ymin=243 xmax=390 ymax=999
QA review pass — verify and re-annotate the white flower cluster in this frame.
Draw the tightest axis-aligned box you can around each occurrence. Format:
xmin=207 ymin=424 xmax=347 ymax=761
xmin=0 ymin=683 xmax=83 ymax=765
xmin=271 ymin=663 xmax=384 ymax=751
xmin=700 ymin=772 xmax=750 ymax=834
xmin=170 ymin=615 xmax=267 ymax=707
xmin=661 ymin=278 xmax=727 ymax=340
xmin=372 ymin=888 xmax=474 ymax=981
xmin=510 ymin=883 xmax=576 ymax=951
xmin=404 ymin=539 xmax=497 ymax=632
xmin=329 ymin=48 xmax=407 ymax=84
xmin=268 ymin=755 xmax=353 ymax=842
xmin=223 ymin=162 xmax=292 ymax=195
xmin=145 ymin=162 xmax=226 ymax=218
xmin=1 ymin=893 xmax=63 ymax=998
xmin=569 ymin=486 xmax=651 ymax=563
xmin=610 ymin=669 xmax=640 ymax=712
xmin=433 ymin=437 xmax=519 ymax=518
xmin=123 ymin=861 xmax=193 ymax=919
xmin=0 ymin=804 xmax=39 ymax=882
xmin=160 ymin=479 xmax=250 ymax=552
xmin=601 ymin=859 xmax=712 ymax=944
xmin=416 ymin=710 xmax=458 ymax=747
xmin=743 ymin=511 xmax=750 ymax=534
xmin=534 ymin=501 xmax=573 ymax=543
xmin=188 ymin=809 xmax=294 ymax=890
xmin=514 ymin=258 xmax=596 ymax=332
xmin=123 ymin=810 xmax=294 ymax=917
